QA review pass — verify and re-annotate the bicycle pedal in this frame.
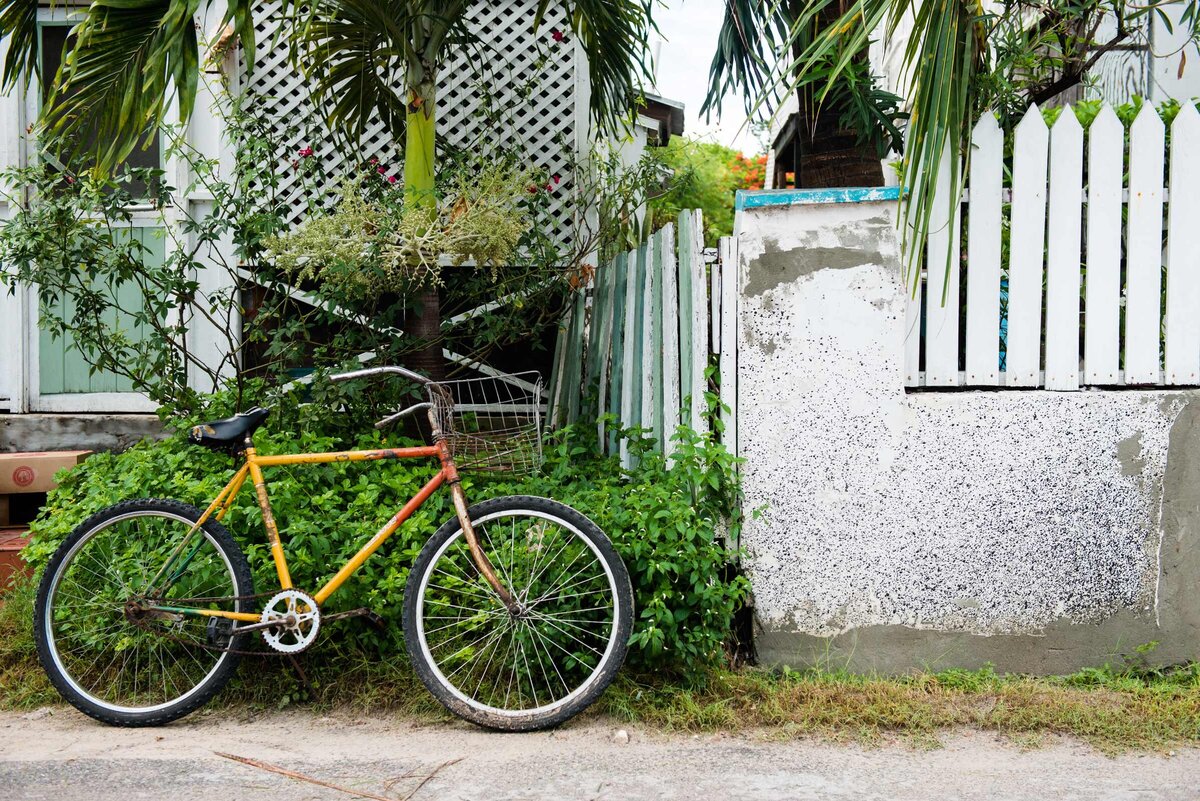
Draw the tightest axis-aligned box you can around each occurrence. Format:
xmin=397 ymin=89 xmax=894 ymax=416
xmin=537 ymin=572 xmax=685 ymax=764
xmin=362 ymin=611 xmax=387 ymax=631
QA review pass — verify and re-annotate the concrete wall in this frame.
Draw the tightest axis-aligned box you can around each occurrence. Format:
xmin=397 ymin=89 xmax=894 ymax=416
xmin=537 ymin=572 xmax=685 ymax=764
xmin=735 ymin=190 xmax=1200 ymax=674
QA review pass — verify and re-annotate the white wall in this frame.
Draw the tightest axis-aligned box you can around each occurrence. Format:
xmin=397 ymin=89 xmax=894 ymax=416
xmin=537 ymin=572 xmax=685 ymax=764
xmin=734 ymin=192 xmax=1200 ymax=673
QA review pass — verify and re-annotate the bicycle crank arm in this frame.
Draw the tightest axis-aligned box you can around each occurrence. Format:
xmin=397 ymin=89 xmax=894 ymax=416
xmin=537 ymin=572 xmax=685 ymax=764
xmin=323 ymin=607 xmax=387 ymax=631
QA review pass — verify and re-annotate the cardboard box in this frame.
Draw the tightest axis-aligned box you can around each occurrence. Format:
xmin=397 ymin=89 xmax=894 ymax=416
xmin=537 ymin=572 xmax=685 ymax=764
xmin=0 ymin=451 xmax=91 ymax=494
xmin=0 ymin=527 xmax=31 ymax=589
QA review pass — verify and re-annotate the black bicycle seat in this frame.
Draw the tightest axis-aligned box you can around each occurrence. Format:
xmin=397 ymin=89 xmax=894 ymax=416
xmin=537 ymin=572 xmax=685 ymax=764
xmin=188 ymin=407 xmax=270 ymax=449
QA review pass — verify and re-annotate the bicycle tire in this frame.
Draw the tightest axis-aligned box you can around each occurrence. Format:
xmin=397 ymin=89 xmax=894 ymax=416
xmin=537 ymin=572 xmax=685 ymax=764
xmin=404 ymin=495 xmax=633 ymax=731
xmin=34 ymin=496 xmax=253 ymax=729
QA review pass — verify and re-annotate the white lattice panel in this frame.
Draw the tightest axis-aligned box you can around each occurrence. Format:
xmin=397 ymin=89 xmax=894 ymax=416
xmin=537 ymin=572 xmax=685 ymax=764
xmin=237 ymin=1 xmax=581 ymax=243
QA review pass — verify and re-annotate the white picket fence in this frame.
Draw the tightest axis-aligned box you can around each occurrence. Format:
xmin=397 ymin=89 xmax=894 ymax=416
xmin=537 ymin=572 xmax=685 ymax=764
xmin=907 ymin=101 xmax=1200 ymax=390
xmin=547 ymin=210 xmax=737 ymax=466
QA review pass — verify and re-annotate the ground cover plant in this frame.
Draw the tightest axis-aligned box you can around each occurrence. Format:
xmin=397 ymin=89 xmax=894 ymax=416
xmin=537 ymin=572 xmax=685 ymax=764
xmin=9 ymin=384 xmax=746 ymax=685
xmin=4 ymin=574 xmax=1198 ymax=754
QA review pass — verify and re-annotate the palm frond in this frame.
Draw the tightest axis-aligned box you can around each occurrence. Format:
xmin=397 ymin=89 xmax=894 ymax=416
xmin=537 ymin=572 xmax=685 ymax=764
xmin=37 ymin=0 xmax=254 ymax=173
xmin=708 ymin=0 xmax=986 ymax=291
xmin=0 ymin=0 xmax=39 ymax=90
xmin=700 ymin=0 xmax=794 ymax=121
xmin=542 ymin=0 xmax=656 ymax=135
xmin=281 ymin=0 xmax=476 ymax=144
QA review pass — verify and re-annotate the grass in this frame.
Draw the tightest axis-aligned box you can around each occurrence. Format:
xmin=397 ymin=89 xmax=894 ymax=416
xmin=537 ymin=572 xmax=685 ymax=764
xmin=3 ymin=578 xmax=1198 ymax=753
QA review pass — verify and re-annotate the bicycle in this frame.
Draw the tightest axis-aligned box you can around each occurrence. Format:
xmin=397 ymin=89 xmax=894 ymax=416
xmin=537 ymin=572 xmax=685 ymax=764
xmin=32 ymin=366 xmax=634 ymax=731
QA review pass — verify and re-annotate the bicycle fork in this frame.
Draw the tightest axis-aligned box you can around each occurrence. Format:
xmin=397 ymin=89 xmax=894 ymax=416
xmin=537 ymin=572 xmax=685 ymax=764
xmin=432 ymin=425 xmax=520 ymax=614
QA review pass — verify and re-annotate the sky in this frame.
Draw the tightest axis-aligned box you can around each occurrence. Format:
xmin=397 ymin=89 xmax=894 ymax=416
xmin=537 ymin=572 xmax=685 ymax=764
xmin=650 ymin=0 xmax=763 ymax=155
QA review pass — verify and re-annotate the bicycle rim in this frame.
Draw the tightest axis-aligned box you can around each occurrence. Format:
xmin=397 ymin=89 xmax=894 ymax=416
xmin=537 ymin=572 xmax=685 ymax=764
xmin=43 ymin=510 xmax=241 ymax=714
xmin=414 ymin=508 xmax=623 ymax=718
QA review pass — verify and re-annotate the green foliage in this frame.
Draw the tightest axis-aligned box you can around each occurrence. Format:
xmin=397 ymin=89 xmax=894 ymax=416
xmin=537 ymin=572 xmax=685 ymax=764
xmin=23 ymin=391 xmax=747 ymax=677
xmin=648 ymin=138 xmax=766 ymax=246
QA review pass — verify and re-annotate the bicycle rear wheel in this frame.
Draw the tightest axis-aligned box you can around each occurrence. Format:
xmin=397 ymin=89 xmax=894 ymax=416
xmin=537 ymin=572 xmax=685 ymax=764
xmin=404 ymin=495 xmax=633 ymax=731
xmin=33 ymin=499 xmax=253 ymax=726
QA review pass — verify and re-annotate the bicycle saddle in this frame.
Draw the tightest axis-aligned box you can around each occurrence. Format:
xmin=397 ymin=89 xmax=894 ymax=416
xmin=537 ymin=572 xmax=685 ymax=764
xmin=188 ymin=407 xmax=271 ymax=449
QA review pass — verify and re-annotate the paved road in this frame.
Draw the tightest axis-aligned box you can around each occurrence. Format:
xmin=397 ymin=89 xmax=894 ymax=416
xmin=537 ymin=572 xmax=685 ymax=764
xmin=2 ymin=707 xmax=1197 ymax=800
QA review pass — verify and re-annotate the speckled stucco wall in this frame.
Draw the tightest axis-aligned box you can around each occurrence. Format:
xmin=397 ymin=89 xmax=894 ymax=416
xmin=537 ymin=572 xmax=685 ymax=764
xmin=737 ymin=196 xmax=1200 ymax=674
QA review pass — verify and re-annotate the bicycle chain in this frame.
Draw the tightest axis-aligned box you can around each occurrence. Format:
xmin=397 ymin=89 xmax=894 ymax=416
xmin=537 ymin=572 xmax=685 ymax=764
xmin=126 ymin=591 xmax=362 ymax=658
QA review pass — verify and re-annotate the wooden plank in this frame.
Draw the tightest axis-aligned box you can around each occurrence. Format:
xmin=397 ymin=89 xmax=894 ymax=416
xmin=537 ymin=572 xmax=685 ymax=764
xmin=676 ymin=213 xmax=694 ymax=431
xmin=710 ymin=259 xmax=722 ymax=357
xmin=687 ymin=210 xmax=709 ymax=435
xmin=903 ymin=274 xmax=923 ymax=386
xmin=1165 ymin=102 xmax=1200 ymax=385
xmin=1084 ymin=105 xmax=1124 ymax=385
xmin=1006 ymin=104 xmax=1050 ymax=386
xmin=545 ymin=311 xmax=569 ymax=428
xmin=562 ymin=289 xmax=587 ymax=424
xmin=659 ymin=223 xmax=681 ymax=449
xmin=965 ymin=112 xmax=1003 ymax=385
xmin=1044 ymin=107 xmax=1084 ymax=391
xmin=584 ymin=265 xmax=606 ymax=398
xmin=605 ymin=253 xmax=628 ymax=453
xmin=718 ymin=236 xmax=737 ymax=456
xmin=1124 ymin=103 xmax=1166 ymax=385
xmin=924 ymin=140 xmax=962 ymax=386
xmin=619 ymin=246 xmax=643 ymax=468
xmin=643 ymin=237 xmax=662 ymax=450
xmin=594 ymin=255 xmax=621 ymax=446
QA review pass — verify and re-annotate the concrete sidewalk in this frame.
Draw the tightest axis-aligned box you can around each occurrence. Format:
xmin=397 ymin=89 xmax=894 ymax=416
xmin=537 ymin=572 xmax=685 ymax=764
xmin=1 ymin=708 xmax=1196 ymax=800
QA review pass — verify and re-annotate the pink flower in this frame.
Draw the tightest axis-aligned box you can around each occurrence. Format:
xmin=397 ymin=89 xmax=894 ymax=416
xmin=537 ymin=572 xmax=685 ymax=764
xmin=387 ymin=175 xmax=397 ymax=184
xmin=65 ymin=176 xmax=75 ymax=184
xmin=369 ymin=157 xmax=378 ymax=165
xmin=545 ymin=182 xmax=553 ymax=192
xmin=553 ymin=174 xmax=561 ymax=184
xmin=298 ymin=146 xmax=314 ymax=158
xmin=551 ymin=28 xmax=565 ymax=42
xmin=377 ymin=166 xmax=387 ymax=175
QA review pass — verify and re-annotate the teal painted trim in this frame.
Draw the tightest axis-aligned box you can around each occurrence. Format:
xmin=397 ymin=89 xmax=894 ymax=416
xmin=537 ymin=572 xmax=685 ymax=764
xmin=735 ymin=186 xmax=902 ymax=210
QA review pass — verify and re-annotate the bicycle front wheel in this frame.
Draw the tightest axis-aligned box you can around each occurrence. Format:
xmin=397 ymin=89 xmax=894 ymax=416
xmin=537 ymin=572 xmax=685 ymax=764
xmin=33 ymin=499 xmax=254 ymax=726
xmin=404 ymin=496 xmax=633 ymax=731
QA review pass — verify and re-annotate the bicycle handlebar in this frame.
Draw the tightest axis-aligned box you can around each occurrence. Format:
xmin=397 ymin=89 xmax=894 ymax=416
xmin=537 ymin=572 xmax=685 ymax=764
xmin=328 ymin=366 xmax=432 ymax=386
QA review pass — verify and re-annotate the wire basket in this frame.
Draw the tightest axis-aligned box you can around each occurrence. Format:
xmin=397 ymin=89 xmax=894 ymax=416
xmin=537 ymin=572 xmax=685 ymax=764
xmin=427 ymin=372 xmax=544 ymax=474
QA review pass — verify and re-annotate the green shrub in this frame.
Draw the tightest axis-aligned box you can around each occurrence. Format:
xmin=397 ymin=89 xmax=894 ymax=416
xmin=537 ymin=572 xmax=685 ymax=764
xmin=24 ymin=397 xmax=747 ymax=678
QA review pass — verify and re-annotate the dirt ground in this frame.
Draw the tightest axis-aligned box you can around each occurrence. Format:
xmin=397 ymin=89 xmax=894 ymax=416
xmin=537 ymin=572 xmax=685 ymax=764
xmin=1 ymin=707 xmax=1197 ymax=801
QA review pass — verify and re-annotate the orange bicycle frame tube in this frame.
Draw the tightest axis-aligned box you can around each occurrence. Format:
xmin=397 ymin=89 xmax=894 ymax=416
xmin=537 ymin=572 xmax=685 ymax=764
xmin=164 ymin=442 xmax=471 ymax=623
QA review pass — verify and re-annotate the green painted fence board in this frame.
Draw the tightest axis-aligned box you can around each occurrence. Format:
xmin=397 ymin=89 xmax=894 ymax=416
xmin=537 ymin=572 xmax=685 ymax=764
xmin=677 ymin=209 xmax=696 ymax=427
xmin=606 ymin=252 xmax=628 ymax=454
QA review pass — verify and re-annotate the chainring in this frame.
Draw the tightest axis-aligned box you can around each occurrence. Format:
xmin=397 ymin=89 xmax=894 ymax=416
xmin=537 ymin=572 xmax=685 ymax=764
xmin=260 ymin=589 xmax=321 ymax=654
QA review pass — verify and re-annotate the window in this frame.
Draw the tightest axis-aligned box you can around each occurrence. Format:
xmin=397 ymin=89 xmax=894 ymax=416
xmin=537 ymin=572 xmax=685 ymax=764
xmin=39 ymin=23 xmax=161 ymax=197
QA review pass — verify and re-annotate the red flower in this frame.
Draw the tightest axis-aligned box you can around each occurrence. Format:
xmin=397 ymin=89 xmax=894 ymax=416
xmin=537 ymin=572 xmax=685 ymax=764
xmin=369 ymin=157 xmax=378 ymax=165
xmin=527 ymin=184 xmax=539 ymax=194
xmin=552 ymin=174 xmax=561 ymax=184
xmin=545 ymin=182 xmax=554 ymax=192
xmin=377 ymin=166 xmax=387 ymax=175
xmin=551 ymin=28 xmax=564 ymax=42
xmin=298 ymin=146 xmax=314 ymax=158
xmin=387 ymin=175 xmax=398 ymax=184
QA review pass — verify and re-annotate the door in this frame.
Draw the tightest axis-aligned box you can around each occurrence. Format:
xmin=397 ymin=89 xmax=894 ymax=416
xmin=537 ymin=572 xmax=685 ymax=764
xmin=25 ymin=12 xmax=164 ymax=413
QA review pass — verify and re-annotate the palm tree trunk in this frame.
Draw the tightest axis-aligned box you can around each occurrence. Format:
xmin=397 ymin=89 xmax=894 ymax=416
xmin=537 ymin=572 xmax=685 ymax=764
xmin=402 ymin=69 xmax=445 ymax=380
xmin=785 ymin=1 xmax=884 ymax=190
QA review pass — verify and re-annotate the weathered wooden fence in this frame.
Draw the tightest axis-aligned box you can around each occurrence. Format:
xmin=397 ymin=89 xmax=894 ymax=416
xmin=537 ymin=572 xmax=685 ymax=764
xmin=907 ymin=101 xmax=1200 ymax=390
xmin=547 ymin=210 xmax=737 ymax=465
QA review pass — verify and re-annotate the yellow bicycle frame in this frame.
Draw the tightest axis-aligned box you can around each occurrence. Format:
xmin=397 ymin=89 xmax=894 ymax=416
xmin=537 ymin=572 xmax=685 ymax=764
xmin=147 ymin=439 xmax=502 ymax=624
